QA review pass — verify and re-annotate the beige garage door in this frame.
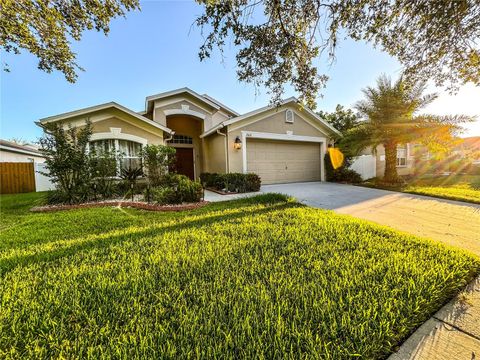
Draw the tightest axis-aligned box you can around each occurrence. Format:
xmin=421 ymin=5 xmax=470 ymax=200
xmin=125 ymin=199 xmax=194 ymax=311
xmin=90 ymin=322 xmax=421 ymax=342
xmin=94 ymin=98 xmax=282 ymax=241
xmin=246 ymin=139 xmax=321 ymax=184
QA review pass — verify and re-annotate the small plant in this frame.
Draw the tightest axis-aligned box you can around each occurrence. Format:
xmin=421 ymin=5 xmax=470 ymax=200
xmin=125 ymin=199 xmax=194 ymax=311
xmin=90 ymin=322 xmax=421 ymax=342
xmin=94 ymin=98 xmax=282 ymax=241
xmin=90 ymin=149 xmax=120 ymax=199
xmin=141 ymin=145 xmax=176 ymax=186
xmin=324 ymin=152 xmax=362 ymax=183
xmin=121 ymin=167 xmax=143 ymax=200
xmin=148 ymin=174 xmax=203 ymax=204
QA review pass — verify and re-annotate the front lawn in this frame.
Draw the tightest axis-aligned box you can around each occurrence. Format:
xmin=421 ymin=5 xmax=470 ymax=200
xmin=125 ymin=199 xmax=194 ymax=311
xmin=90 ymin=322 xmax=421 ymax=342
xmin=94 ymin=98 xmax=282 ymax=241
xmin=362 ymin=175 xmax=480 ymax=204
xmin=0 ymin=192 xmax=478 ymax=359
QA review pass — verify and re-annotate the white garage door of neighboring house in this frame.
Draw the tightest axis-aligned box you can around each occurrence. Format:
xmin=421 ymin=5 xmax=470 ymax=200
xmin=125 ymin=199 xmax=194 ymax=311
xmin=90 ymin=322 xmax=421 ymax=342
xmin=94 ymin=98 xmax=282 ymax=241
xmin=246 ymin=139 xmax=321 ymax=184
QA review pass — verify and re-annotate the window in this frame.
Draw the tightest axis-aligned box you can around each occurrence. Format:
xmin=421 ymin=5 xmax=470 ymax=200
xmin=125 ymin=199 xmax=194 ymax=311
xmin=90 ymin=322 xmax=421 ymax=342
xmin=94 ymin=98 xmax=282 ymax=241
xmin=118 ymin=140 xmax=142 ymax=170
xmin=285 ymin=109 xmax=294 ymax=123
xmin=167 ymin=134 xmax=193 ymax=144
xmin=90 ymin=139 xmax=143 ymax=173
xmin=396 ymin=146 xmax=407 ymax=167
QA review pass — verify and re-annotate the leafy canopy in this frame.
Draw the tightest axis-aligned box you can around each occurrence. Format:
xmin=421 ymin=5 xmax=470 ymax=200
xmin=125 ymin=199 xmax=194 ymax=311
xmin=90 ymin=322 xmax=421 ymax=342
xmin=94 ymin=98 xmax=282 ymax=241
xmin=0 ymin=0 xmax=139 ymax=82
xmin=342 ymin=74 xmax=474 ymax=182
xmin=196 ymin=0 xmax=480 ymax=108
xmin=318 ymin=105 xmax=359 ymax=136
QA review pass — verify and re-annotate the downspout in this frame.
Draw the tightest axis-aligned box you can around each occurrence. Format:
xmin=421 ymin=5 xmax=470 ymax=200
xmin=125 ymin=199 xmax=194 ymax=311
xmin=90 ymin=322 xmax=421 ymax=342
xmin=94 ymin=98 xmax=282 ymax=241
xmin=164 ymin=131 xmax=175 ymax=143
xmin=216 ymin=128 xmax=229 ymax=173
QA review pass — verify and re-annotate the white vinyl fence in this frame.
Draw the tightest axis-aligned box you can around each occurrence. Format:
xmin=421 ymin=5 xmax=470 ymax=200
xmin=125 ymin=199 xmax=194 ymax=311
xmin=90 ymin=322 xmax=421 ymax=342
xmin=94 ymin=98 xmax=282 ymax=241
xmin=34 ymin=163 xmax=55 ymax=192
xmin=350 ymin=155 xmax=376 ymax=180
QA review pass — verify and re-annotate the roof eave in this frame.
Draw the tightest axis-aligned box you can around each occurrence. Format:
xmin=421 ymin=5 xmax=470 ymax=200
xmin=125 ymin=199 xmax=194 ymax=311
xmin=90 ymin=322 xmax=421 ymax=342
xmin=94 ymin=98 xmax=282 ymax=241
xmin=38 ymin=102 xmax=174 ymax=134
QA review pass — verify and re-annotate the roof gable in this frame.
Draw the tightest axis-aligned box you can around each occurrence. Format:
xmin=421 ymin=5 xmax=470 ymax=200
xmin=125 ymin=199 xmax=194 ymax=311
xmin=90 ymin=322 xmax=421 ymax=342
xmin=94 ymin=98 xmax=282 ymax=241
xmin=37 ymin=102 xmax=173 ymax=134
xmin=201 ymin=98 xmax=341 ymax=138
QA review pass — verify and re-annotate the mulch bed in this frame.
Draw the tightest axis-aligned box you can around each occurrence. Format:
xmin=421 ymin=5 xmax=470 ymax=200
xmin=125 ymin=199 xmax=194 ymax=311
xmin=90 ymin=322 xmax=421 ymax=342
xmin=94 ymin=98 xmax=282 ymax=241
xmin=30 ymin=200 xmax=209 ymax=213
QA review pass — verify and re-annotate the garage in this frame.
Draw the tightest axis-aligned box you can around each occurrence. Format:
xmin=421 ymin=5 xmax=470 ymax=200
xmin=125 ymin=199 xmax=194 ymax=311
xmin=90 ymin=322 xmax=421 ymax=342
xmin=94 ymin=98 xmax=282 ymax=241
xmin=246 ymin=139 xmax=322 ymax=184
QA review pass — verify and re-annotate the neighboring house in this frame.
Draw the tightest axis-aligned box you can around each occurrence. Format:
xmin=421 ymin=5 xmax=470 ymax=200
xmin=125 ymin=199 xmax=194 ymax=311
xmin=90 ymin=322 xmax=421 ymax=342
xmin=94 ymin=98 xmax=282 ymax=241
xmin=452 ymin=137 xmax=480 ymax=163
xmin=359 ymin=143 xmax=415 ymax=178
xmin=37 ymin=88 xmax=340 ymax=184
xmin=0 ymin=139 xmax=45 ymax=163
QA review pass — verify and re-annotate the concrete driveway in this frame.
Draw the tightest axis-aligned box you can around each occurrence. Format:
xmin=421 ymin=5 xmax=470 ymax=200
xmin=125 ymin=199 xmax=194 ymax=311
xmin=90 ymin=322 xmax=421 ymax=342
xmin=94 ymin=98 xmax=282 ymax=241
xmin=261 ymin=182 xmax=480 ymax=256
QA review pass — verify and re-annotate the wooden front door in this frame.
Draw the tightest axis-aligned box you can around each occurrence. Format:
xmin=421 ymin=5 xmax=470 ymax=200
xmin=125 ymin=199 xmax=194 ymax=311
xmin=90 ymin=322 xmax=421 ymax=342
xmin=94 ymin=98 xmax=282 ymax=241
xmin=173 ymin=148 xmax=195 ymax=180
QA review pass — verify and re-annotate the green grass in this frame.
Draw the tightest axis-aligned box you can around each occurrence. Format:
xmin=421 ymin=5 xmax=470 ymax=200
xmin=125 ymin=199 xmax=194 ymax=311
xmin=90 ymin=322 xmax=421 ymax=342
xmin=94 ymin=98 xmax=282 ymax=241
xmin=362 ymin=175 xmax=480 ymax=204
xmin=0 ymin=192 xmax=479 ymax=359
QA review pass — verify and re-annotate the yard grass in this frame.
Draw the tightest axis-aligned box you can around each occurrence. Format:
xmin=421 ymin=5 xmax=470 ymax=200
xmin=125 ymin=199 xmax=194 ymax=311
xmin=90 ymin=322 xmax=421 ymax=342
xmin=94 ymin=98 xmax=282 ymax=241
xmin=362 ymin=174 xmax=480 ymax=204
xmin=0 ymin=192 xmax=479 ymax=359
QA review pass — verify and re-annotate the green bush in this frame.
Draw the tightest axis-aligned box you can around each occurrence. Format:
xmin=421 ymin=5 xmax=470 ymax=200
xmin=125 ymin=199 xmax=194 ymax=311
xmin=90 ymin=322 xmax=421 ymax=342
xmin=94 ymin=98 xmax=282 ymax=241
xmin=141 ymin=145 xmax=176 ymax=186
xmin=90 ymin=150 xmax=121 ymax=199
xmin=200 ymin=172 xmax=261 ymax=192
xmin=325 ymin=152 xmax=362 ymax=183
xmin=147 ymin=174 xmax=203 ymax=204
xmin=39 ymin=121 xmax=94 ymax=204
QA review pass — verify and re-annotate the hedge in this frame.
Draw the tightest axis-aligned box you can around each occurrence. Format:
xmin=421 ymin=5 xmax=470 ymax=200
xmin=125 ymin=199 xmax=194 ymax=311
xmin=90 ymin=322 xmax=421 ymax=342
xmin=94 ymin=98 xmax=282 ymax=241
xmin=200 ymin=172 xmax=261 ymax=193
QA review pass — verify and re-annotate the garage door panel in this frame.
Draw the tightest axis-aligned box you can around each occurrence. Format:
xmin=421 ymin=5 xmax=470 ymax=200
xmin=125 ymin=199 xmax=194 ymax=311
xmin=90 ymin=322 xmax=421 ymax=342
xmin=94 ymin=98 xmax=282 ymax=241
xmin=246 ymin=139 xmax=321 ymax=184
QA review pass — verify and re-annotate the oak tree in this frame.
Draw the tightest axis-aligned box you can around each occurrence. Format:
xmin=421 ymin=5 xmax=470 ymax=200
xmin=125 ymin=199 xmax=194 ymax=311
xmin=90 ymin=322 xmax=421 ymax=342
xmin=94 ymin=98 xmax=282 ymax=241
xmin=196 ymin=0 xmax=480 ymax=108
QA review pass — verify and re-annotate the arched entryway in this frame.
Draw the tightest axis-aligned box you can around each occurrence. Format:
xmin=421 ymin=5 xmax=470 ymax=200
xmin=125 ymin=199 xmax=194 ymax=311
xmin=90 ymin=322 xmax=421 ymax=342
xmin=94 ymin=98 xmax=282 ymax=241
xmin=166 ymin=115 xmax=203 ymax=180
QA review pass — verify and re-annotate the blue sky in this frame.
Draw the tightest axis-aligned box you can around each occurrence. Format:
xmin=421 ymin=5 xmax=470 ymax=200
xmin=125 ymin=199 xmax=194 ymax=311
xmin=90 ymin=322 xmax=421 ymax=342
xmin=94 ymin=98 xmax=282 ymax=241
xmin=1 ymin=0 xmax=479 ymax=142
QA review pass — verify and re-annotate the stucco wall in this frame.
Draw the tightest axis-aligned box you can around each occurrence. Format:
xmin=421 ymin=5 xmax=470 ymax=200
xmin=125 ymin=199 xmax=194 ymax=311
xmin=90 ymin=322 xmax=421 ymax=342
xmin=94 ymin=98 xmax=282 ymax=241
xmin=227 ymin=106 xmax=331 ymax=173
xmin=373 ymin=144 xmax=415 ymax=177
xmin=202 ymin=132 xmax=227 ymax=173
xmin=153 ymin=96 xmax=217 ymax=130
xmin=92 ymin=117 xmax=164 ymax=145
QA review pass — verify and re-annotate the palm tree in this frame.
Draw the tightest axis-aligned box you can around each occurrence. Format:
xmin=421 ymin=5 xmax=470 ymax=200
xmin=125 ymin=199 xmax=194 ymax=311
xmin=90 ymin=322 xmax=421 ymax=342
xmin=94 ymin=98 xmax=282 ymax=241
xmin=342 ymin=75 xmax=472 ymax=183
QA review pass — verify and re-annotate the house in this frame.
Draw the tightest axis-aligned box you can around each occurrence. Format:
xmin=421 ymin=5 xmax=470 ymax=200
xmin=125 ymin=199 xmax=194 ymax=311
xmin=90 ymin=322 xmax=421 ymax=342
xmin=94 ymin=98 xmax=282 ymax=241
xmin=0 ymin=139 xmax=45 ymax=163
xmin=37 ymin=88 xmax=340 ymax=184
xmin=452 ymin=137 xmax=480 ymax=162
xmin=357 ymin=143 xmax=416 ymax=179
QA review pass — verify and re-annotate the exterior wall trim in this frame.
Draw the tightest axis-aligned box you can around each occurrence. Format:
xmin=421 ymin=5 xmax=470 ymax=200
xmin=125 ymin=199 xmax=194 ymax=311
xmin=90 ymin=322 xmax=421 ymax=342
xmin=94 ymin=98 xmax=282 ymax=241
xmin=153 ymin=97 xmax=215 ymax=116
xmin=240 ymin=130 xmax=327 ymax=181
xmin=163 ymin=107 xmax=207 ymax=120
xmin=90 ymin=127 xmax=148 ymax=145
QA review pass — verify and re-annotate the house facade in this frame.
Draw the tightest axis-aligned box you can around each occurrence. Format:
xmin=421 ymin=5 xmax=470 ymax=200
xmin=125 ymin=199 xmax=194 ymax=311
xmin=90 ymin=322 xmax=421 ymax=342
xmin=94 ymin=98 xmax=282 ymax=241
xmin=357 ymin=143 xmax=416 ymax=179
xmin=0 ymin=140 xmax=45 ymax=163
xmin=37 ymin=88 xmax=340 ymax=184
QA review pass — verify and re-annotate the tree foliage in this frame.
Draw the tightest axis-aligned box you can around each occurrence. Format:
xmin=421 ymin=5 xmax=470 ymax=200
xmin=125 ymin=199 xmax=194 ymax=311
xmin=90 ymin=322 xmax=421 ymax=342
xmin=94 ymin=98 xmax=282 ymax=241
xmin=39 ymin=121 xmax=93 ymax=203
xmin=318 ymin=104 xmax=359 ymax=136
xmin=0 ymin=0 xmax=139 ymax=82
xmin=342 ymin=75 xmax=474 ymax=183
xmin=196 ymin=0 xmax=480 ymax=107
xmin=141 ymin=144 xmax=176 ymax=187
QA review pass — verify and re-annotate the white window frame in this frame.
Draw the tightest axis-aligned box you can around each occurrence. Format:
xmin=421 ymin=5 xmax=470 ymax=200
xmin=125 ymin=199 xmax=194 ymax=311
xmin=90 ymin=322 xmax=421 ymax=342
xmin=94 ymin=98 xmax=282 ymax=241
xmin=285 ymin=109 xmax=294 ymax=123
xmin=396 ymin=145 xmax=407 ymax=167
xmin=89 ymin=128 xmax=147 ymax=176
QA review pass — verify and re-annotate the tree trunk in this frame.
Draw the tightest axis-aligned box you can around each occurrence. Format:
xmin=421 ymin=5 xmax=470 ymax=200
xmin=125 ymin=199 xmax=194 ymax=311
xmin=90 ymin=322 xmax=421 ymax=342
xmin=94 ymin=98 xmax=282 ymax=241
xmin=383 ymin=141 xmax=399 ymax=183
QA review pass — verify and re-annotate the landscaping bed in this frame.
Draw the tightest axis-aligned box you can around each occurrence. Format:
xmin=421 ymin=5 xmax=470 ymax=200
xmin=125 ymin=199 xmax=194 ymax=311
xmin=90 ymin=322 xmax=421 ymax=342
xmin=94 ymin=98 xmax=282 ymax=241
xmin=0 ymin=192 xmax=479 ymax=359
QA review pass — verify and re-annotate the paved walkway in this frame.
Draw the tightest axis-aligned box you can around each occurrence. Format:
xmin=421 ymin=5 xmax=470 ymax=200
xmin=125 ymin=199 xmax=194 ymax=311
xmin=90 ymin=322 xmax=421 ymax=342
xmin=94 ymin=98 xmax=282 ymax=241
xmin=205 ymin=182 xmax=480 ymax=358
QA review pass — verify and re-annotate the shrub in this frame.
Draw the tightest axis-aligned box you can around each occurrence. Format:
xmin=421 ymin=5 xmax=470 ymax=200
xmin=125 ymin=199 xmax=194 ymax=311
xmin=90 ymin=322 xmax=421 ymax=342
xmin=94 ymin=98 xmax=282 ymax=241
xmin=325 ymin=152 xmax=362 ymax=183
xmin=90 ymin=150 xmax=120 ymax=199
xmin=141 ymin=145 xmax=176 ymax=186
xmin=39 ymin=121 xmax=94 ymax=204
xmin=199 ymin=172 xmax=261 ymax=193
xmin=147 ymin=174 xmax=203 ymax=204
xmin=245 ymin=173 xmax=262 ymax=191
xmin=120 ymin=167 xmax=143 ymax=199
